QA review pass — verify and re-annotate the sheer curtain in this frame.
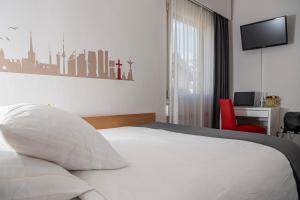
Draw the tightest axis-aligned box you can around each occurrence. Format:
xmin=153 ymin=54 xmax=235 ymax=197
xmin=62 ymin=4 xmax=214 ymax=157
xmin=168 ymin=0 xmax=215 ymax=128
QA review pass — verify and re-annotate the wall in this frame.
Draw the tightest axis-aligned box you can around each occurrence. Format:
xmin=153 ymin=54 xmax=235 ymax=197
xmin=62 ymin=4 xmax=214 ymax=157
xmin=195 ymin=0 xmax=232 ymax=19
xmin=0 ymin=0 xmax=167 ymax=121
xmin=232 ymin=0 xmax=300 ymax=121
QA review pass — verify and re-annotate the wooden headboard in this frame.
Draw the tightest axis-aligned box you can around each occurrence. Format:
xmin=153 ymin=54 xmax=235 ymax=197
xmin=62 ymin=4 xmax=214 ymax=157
xmin=83 ymin=113 xmax=156 ymax=129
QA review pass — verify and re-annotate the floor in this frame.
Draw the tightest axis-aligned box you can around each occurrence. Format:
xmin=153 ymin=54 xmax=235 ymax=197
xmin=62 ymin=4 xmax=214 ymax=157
xmin=278 ymin=133 xmax=300 ymax=146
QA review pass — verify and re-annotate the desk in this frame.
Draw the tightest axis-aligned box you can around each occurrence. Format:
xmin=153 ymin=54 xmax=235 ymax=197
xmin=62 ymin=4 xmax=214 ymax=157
xmin=233 ymin=107 xmax=280 ymax=135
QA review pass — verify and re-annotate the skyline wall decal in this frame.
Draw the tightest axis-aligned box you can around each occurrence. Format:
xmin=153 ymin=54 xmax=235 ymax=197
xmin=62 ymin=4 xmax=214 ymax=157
xmin=0 ymin=32 xmax=134 ymax=81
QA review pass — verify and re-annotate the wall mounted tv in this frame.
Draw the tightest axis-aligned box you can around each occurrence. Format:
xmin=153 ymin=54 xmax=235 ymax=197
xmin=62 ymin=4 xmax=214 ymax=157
xmin=240 ymin=16 xmax=288 ymax=51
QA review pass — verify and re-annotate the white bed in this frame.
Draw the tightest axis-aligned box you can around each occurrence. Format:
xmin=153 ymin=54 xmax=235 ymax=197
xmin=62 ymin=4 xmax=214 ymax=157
xmin=73 ymin=126 xmax=298 ymax=200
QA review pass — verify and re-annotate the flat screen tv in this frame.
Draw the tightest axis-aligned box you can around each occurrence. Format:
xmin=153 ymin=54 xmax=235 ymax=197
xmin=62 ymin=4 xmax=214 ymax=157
xmin=240 ymin=16 xmax=288 ymax=51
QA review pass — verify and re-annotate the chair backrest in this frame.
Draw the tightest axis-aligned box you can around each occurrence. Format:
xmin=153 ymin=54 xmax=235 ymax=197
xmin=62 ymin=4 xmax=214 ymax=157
xmin=219 ymin=99 xmax=237 ymax=130
xmin=284 ymin=112 xmax=300 ymax=134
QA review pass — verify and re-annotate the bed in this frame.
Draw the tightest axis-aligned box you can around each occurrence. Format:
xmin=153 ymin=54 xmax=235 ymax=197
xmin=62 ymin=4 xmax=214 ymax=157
xmin=73 ymin=113 xmax=300 ymax=200
xmin=0 ymin=107 xmax=299 ymax=200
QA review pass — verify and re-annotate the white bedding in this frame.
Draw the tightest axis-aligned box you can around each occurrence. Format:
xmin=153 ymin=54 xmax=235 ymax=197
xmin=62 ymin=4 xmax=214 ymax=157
xmin=73 ymin=127 xmax=298 ymax=200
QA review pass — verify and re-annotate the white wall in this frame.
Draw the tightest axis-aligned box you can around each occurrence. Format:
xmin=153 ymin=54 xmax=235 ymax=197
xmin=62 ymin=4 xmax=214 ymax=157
xmin=195 ymin=0 xmax=232 ymax=19
xmin=0 ymin=0 xmax=167 ymax=121
xmin=232 ymin=0 xmax=300 ymax=121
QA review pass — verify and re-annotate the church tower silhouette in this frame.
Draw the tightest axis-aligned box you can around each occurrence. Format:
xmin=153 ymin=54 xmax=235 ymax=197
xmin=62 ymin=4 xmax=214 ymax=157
xmin=28 ymin=32 xmax=36 ymax=63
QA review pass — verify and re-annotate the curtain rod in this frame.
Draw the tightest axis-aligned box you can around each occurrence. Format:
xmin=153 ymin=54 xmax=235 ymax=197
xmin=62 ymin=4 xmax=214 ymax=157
xmin=187 ymin=0 xmax=215 ymax=14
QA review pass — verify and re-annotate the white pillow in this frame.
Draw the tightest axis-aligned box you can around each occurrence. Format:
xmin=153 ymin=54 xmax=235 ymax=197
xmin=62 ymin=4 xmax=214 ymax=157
xmin=0 ymin=139 xmax=92 ymax=200
xmin=0 ymin=103 xmax=127 ymax=170
xmin=79 ymin=190 xmax=107 ymax=200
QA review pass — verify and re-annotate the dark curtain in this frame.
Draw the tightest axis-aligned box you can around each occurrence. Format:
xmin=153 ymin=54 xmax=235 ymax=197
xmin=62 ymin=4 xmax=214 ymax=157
xmin=212 ymin=14 xmax=230 ymax=129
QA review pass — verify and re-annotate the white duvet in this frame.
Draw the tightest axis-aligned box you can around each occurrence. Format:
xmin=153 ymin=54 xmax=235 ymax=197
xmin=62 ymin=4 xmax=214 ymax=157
xmin=73 ymin=127 xmax=298 ymax=200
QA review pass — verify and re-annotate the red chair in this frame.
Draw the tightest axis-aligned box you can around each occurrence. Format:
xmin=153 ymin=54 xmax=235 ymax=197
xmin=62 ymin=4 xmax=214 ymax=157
xmin=219 ymin=99 xmax=266 ymax=134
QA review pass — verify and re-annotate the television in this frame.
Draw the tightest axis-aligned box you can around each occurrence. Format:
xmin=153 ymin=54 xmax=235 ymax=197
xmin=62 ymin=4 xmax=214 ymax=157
xmin=240 ymin=16 xmax=288 ymax=51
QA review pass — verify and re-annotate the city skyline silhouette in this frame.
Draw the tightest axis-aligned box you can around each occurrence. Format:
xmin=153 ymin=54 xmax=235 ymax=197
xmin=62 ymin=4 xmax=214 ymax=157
xmin=0 ymin=32 xmax=134 ymax=81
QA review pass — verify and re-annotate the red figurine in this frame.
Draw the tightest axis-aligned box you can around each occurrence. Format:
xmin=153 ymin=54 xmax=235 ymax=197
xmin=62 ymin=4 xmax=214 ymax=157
xmin=115 ymin=59 xmax=122 ymax=80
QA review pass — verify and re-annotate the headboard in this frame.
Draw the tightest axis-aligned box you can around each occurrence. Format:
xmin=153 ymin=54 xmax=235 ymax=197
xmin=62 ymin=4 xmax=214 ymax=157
xmin=83 ymin=113 xmax=156 ymax=129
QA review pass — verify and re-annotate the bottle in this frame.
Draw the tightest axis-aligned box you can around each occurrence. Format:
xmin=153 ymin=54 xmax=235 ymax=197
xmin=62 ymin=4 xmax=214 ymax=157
xmin=260 ymin=92 xmax=267 ymax=107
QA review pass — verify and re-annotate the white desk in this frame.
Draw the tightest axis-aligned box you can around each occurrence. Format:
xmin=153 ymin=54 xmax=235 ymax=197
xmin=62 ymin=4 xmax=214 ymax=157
xmin=233 ymin=107 xmax=280 ymax=135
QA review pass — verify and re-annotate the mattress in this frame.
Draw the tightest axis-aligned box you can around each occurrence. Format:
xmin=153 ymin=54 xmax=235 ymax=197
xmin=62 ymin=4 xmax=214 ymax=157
xmin=73 ymin=126 xmax=298 ymax=200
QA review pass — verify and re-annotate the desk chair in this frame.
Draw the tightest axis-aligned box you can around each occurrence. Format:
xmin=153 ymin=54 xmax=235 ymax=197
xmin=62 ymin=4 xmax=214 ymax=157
xmin=219 ymin=99 xmax=266 ymax=134
xmin=284 ymin=112 xmax=300 ymax=134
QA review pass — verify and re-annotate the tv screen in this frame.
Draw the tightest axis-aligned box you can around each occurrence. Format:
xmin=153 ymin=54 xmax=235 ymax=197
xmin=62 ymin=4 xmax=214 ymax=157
xmin=241 ymin=16 xmax=288 ymax=51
